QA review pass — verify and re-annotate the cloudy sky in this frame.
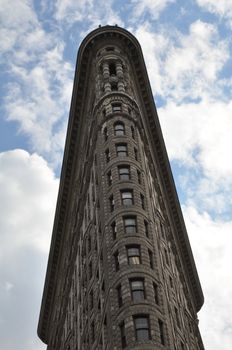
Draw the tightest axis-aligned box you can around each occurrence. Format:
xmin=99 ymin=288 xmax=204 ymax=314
xmin=0 ymin=0 xmax=232 ymax=349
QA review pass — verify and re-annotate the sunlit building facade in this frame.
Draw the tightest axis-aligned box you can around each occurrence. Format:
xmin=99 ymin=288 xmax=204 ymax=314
xmin=38 ymin=26 xmax=204 ymax=350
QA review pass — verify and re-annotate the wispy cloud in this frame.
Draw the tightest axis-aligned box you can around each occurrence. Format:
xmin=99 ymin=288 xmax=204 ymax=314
xmin=134 ymin=20 xmax=230 ymax=101
xmin=197 ymin=0 xmax=232 ymax=27
xmin=129 ymin=0 xmax=175 ymax=20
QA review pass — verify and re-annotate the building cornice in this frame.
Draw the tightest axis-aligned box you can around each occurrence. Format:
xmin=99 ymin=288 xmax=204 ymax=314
xmin=38 ymin=25 xmax=204 ymax=344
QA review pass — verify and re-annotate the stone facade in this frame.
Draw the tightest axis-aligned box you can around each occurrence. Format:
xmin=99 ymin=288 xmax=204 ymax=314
xmin=38 ymin=26 xmax=204 ymax=350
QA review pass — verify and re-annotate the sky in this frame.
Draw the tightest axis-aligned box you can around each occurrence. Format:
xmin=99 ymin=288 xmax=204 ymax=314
xmin=0 ymin=0 xmax=232 ymax=349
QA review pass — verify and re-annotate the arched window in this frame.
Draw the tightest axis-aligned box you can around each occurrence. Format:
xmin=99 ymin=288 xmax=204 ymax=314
xmin=114 ymin=122 xmax=125 ymax=136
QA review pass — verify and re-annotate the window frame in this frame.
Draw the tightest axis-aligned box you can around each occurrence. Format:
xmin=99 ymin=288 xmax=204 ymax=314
xmin=134 ymin=315 xmax=151 ymax=341
xmin=116 ymin=143 xmax=128 ymax=157
xmin=118 ymin=165 xmax=130 ymax=180
xmin=130 ymin=278 xmax=145 ymax=302
xmin=112 ymin=103 xmax=122 ymax=112
xmin=119 ymin=321 xmax=127 ymax=348
xmin=121 ymin=189 xmax=133 ymax=206
xmin=114 ymin=122 xmax=125 ymax=136
xmin=127 ymin=245 xmax=141 ymax=265
xmin=124 ymin=216 xmax=137 ymax=234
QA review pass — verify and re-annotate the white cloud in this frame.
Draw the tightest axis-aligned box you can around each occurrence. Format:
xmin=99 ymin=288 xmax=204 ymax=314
xmin=130 ymin=0 xmax=175 ymax=20
xmin=158 ymin=99 xmax=232 ymax=214
xmin=54 ymin=0 xmax=124 ymax=29
xmin=134 ymin=20 xmax=229 ymax=101
xmin=183 ymin=206 xmax=232 ymax=350
xmin=197 ymin=0 xmax=232 ymax=27
xmin=159 ymin=100 xmax=232 ymax=181
xmin=0 ymin=149 xmax=58 ymax=350
xmin=0 ymin=149 xmax=58 ymax=255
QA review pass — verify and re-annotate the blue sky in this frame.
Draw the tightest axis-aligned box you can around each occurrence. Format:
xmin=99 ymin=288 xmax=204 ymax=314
xmin=0 ymin=0 xmax=232 ymax=349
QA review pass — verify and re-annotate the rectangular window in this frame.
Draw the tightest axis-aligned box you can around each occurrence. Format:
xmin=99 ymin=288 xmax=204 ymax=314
xmin=112 ymin=103 xmax=122 ymax=112
xmin=116 ymin=143 xmax=128 ymax=157
xmin=114 ymin=122 xmax=125 ymax=135
xmin=105 ymin=148 xmax=110 ymax=163
xmin=140 ymin=193 xmax=145 ymax=209
xmin=144 ymin=220 xmax=149 ymax=237
xmin=137 ymin=170 xmax=141 ymax=184
xmin=120 ymin=321 xmax=126 ymax=348
xmin=134 ymin=315 xmax=150 ymax=341
xmin=131 ymin=125 xmax=135 ymax=139
xmin=148 ymin=250 xmax=153 ymax=269
xmin=127 ymin=245 xmax=141 ymax=265
xmin=90 ymin=290 xmax=94 ymax=309
xmin=114 ymin=251 xmax=119 ymax=271
xmin=89 ymin=262 xmax=92 ymax=279
xmin=130 ymin=279 xmax=145 ymax=302
xmin=124 ymin=216 xmax=137 ymax=234
xmin=121 ymin=189 xmax=133 ymax=205
xmin=111 ymin=221 xmax=117 ymax=240
xmin=107 ymin=170 xmax=112 ymax=186
xmin=158 ymin=319 xmax=165 ymax=345
xmin=118 ymin=165 xmax=130 ymax=180
xmin=109 ymin=195 xmax=114 ymax=212
xmin=153 ymin=283 xmax=159 ymax=305
xmin=103 ymin=126 xmax=108 ymax=141
xmin=134 ymin=147 xmax=138 ymax=160
xmin=117 ymin=284 xmax=123 ymax=307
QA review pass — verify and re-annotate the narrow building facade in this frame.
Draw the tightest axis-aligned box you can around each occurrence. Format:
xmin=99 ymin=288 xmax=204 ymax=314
xmin=38 ymin=26 xmax=204 ymax=350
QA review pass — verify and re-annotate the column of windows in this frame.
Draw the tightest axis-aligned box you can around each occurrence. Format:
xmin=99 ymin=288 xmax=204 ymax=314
xmin=101 ymin=102 xmax=164 ymax=348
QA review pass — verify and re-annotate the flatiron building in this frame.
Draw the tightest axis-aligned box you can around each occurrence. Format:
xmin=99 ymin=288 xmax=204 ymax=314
xmin=38 ymin=25 xmax=204 ymax=350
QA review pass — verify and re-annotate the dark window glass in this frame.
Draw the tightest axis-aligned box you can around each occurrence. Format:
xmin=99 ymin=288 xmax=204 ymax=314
xmin=158 ymin=319 xmax=165 ymax=345
xmin=118 ymin=165 xmax=130 ymax=180
xmin=112 ymin=103 xmax=122 ymax=112
xmin=103 ymin=127 xmax=108 ymax=141
xmin=89 ymin=262 xmax=92 ymax=279
xmin=134 ymin=315 xmax=150 ymax=341
xmin=88 ymin=235 xmax=91 ymax=252
xmin=148 ymin=250 xmax=153 ymax=269
xmin=153 ymin=283 xmax=159 ymax=305
xmin=134 ymin=147 xmax=138 ymax=160
xmin=140 ymin=194 xmax=145 ymax=209
xmin=127 ymin=245 xmax=141 ymax=265
xmin=137 ymin=170 xmax=141 ymax=184
xmin=144 ymin=220 xmax=149 ymax=237
xmin=111 ymin=82 xmax=118 ymax=91
xmin=114 ymin=251 xmax=119 ymax=271
xmin=109 ymin=63 xmax=116 ymax=75
xmin=120 ymin=321 xmax=126 ymax=348
xmin=131 ymin=125 xmax=135 ymax=139
xmin=111 ymin=221 xmax=117 ymax=240
xmin=130 ymin=279 xmax=145 ymax=302
xmin=107 ymin=171 xmax=112 ymax=186
xmin=114 ymin=122 xmax=125 ymax=136
xmin=116 ymin=143 xmax=127 ymax=156
xmin=117 ymin=284 xmax=122 ymax=307
xmin=124 ymin=216 xmax=137 ymax=234
xmin=121 ymin=190 xmax=133 ymax=205
xmin=109 ymin=195 xmax=114 ymax=212
xmin=105 ymin=149 xmax=110 ymax=163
